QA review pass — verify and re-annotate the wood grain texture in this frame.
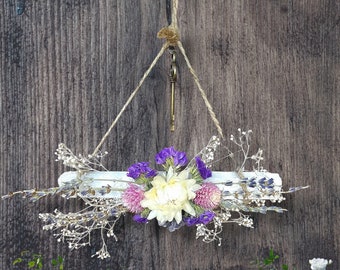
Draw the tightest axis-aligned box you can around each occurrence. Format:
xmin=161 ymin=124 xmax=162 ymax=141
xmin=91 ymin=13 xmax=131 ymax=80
xmin=0 ymin=0 xmax=339 ymax=269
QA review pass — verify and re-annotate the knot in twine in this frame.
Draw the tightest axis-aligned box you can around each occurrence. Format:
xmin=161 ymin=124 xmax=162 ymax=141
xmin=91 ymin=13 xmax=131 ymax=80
xmin=157 ymin=26 xmax=180 ymax=46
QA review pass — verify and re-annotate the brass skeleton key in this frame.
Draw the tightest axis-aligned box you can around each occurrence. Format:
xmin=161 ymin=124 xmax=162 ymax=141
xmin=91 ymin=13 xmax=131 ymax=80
xmin=169 ymin=47 xmax=177 ymax=131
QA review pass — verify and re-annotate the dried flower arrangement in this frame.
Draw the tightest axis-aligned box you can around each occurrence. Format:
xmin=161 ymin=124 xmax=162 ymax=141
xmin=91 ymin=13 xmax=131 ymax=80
xmin=1 ymin=0 xmax=309 ymax=261
xmin=3 ymin=129 xmax=308 ymax=259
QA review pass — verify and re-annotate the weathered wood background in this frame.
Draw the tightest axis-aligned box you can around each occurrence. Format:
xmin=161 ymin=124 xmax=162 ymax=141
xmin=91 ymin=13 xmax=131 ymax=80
xmin=0 ymin=0 xmax=339 ymax=269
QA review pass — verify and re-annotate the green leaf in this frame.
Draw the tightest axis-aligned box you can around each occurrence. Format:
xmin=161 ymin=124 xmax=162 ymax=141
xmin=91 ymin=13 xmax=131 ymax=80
xmin=263 ymin=258 xmax=272 ymax=265
xmin=13 ymin=258 xmax=23 ymax=265
xmin=190 ymin=201 xmax=204 ymax=215
xmin=141 ymin=208 xmax=150 ymax=217
xmin=28 ymin=260 xmax=36 ymax=268
xmin=282 ymin=264 xmax=289 ymax=270
xmin=58 ymin=255 xmax=64 ymax=265
xmin=52 ymin=256 xmax=64 ymax=268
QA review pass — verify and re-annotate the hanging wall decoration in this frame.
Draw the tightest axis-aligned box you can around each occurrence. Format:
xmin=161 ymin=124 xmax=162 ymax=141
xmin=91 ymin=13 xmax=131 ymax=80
xmin=2 ymin=0 xmax=308 ymax=260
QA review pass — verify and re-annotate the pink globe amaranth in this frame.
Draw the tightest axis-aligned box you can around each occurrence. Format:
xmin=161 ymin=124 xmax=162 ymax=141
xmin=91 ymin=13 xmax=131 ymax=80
xmin=194 ymin=182 xmax=221 ymax=210
xmin=122 ymin=184 xmax=145 ymax=213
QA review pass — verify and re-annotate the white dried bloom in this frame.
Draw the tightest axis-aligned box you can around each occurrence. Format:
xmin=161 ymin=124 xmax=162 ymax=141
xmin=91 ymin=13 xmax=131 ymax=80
xmin=309 ymin=258 xmax=332 ymax=270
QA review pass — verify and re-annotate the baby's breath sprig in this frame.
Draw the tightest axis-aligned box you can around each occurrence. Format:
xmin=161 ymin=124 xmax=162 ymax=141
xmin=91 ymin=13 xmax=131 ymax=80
xmin=229 ymin=129 xmax=255 ymax=174
xmin=196 ymin=218 xmax=223 ymax=246
xmin=55 ymin=143 xmax=108 ymax=172
xmin=199 ymin=135 xmax=221 ymax=166
xmin=39 ymin=197 xmax=125 ymax=259
xmin=194 ymin=210 xmax=253 ymax=246
xmin=251 ymin=148 xmax=265 ymax=172
xmin=188 ymin=135 xmax=221 ymax=168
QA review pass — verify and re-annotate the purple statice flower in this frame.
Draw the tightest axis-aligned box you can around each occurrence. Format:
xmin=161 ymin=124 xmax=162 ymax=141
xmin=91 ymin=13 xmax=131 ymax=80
xmin=155 ymin=147 xmax=176 ymax=164
xmin=198 ymin=211 xmax=215 ymax=225
xmin=133 ymin=214 xmax=148 ymax=224
xmin=127 ymin=162 xmax=157 ymax=180
xmin=155 ymin=146 xmax=188 ymax=167
xmin=173 ymin=151 xmax=188 ymax=166
xmin=183 ymin=216 xmax=199 ymax=226
xmin=183 ymin=211 xmax=215 ymax=226
xmin=195 ymin=157 xmax=212 ymax=179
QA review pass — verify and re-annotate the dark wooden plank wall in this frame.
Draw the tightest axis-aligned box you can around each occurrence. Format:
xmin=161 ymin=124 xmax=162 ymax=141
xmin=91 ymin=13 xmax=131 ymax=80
xmin=0 ymin=1 xmax=339 ymax=269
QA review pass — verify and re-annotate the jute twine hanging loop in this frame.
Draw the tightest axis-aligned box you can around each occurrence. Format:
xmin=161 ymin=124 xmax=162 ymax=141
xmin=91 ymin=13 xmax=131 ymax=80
xmin=158 ymin=0 xmax=180 ymax=46
xmin=92 ymin=0 xmax=224 ymax=156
